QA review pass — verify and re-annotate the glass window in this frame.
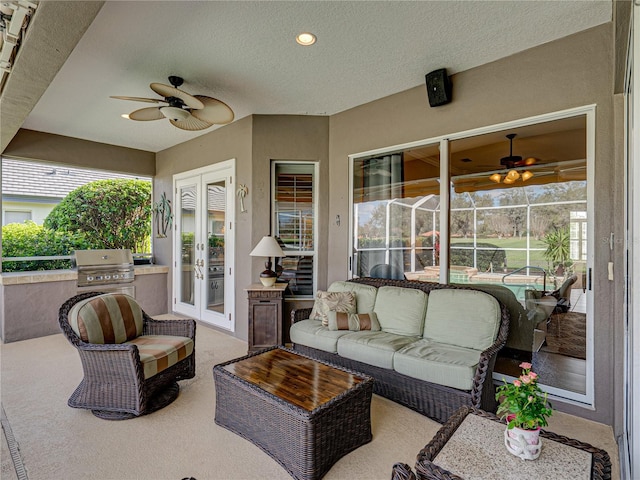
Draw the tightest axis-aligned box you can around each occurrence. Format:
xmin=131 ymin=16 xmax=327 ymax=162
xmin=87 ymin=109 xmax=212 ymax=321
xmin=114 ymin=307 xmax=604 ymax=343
xmin=3 ymin=210 xmax=31 ymax=225
xmin=273 ymin=162 xmax=316 ymax=296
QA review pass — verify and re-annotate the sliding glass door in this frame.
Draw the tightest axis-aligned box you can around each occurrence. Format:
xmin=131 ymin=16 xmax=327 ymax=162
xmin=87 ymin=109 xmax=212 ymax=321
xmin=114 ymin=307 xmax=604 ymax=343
xmin=349 ymin=107 xmax=594 ymax=404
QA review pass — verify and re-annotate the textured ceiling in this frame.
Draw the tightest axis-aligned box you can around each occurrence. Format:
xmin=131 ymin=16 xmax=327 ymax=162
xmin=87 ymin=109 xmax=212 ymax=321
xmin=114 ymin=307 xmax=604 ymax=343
xmin=8 ymin=1 xmax=612 ymax=153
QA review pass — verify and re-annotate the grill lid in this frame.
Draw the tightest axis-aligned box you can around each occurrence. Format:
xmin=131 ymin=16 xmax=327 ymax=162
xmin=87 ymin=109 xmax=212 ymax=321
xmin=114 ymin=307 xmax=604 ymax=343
xmin=75 ymin=249 xmax=133 ymax=267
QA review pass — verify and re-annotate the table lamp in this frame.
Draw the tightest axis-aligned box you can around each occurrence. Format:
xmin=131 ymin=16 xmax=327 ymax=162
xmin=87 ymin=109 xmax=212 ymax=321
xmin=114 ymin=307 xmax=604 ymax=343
xmin=250 ymin=236 xmax=285 ymax=287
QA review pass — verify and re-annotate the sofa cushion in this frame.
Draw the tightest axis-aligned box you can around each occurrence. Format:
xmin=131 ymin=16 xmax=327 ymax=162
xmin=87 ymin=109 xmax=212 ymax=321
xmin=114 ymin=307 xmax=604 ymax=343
xmin=328 ymin=281 xmax=378 ymax=314
xmin=337 ymin=331 xmax=419 ymax=369
xmin=327 ymin=311 xmax=380 ymax=331
xmin=126 ymin=335 xmax=194 ymax=379
xmin=394 ymin=339 xmax=481 ymax=390
xmin=309 ymin=290 xmax=356 ymax=326
xmin=373 ymin=286 xmax=428 ymax=337
xmin=423 ymin=289 xmax=500 ymax=350
xmin=69 ymin=293 xmax=144 ymax=344
xmin=290 ymin=319 xmax=353 ymax=353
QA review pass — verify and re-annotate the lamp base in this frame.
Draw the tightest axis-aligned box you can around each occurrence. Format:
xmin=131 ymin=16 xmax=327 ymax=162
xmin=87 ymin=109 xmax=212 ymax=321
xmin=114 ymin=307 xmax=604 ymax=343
xmin=259 ymin=276 xmax=277 ymax=287
xmin=259 ymin=267 xmax=277 ymax=287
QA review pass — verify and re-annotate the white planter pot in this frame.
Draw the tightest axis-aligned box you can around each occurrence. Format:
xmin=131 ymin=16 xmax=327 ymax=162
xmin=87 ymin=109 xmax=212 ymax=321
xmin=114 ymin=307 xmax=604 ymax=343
xmin=504 ymin=426 xmax=542 ymax=460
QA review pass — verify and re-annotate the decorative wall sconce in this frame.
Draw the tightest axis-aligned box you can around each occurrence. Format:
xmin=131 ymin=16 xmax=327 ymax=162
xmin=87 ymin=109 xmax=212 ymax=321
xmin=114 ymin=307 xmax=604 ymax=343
xmin=236 ymin=184 xmax=248 ymax=213
xmin=153 ymin=192 xmax=173 ymax=238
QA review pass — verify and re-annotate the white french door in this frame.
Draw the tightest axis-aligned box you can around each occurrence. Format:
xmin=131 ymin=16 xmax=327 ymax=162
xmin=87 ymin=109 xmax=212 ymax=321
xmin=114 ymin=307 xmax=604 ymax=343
xmin=173 ymin=160 xmax=235 ymax=330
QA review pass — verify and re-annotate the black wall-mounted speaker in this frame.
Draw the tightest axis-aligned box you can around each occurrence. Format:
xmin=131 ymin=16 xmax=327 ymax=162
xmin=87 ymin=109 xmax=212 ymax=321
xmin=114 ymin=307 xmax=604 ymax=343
xmin=425 ymin=68 xmax=452 ymax=107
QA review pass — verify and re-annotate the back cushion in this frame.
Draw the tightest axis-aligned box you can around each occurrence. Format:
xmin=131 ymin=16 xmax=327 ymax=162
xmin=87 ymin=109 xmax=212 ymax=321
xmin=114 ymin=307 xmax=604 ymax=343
xmin=69 ymin=293 xmax=144 ymax=344
xmin=423 ymin=289 xmax=500 ymax=350
xmin=328 ymin=281 xmax=378 ymax=314
xmin=373 ymin=286 xmax=428 ymax=336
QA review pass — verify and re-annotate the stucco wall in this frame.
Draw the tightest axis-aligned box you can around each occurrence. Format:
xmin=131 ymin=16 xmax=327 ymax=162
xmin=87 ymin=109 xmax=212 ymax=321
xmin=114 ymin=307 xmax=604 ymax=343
xmin=328 ymin=24 xmax=618 ymax=427
xmin=154 ymin=115 xmax=329 ymax=343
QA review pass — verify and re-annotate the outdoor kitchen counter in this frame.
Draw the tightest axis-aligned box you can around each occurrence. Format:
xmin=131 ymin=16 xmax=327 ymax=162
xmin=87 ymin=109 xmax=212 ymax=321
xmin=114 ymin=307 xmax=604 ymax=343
xmin=0 ymin=265 xmax=170 ymax=343
xmin=0 ymin=265 xmax=169 ymax=285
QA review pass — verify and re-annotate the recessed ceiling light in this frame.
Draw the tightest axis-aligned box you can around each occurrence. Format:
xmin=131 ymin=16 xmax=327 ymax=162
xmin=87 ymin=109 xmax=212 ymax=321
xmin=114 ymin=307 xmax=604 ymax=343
xmin=121 ymin=113 xmax=130 ymax=119
xmin=296 ymin=32 xmax=316 ymax=46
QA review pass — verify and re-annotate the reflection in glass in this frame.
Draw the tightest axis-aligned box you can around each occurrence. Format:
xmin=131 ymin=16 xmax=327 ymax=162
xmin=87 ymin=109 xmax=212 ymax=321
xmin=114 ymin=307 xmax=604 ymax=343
xmin=207 ymin=181 xmax=225 ymax=314
xmin=180 ymin=185 xmax=196 ymax=305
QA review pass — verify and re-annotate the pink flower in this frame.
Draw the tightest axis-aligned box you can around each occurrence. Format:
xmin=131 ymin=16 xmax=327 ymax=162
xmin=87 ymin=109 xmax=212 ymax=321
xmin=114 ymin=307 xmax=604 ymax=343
xmin=528 ymin=396 xmax=535 ymax=402
xmin=519 ymin=362 xmax=532 ymax=370
xmin=529 ymin=372 xmax=538 ymax=380
xmin=513 ymin=380 xmax=522 ymax=387
xmin=520 ymin=375 xmax=532 ymax=384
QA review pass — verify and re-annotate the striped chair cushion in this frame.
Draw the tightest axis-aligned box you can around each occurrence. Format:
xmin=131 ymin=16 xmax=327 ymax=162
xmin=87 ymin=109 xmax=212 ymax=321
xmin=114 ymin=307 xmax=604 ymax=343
xmin=126 ymin=335 xmax=194 ymax=379
xmin=69 ymin=294 xmax=144 ymax=344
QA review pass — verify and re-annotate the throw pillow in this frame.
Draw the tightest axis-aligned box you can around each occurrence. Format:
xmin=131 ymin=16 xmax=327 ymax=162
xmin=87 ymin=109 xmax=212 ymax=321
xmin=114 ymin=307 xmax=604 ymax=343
xmin=309 ymin=290 xmax=356 ymax=326
xmin=327 ymin=311 xmax=380 ymax=331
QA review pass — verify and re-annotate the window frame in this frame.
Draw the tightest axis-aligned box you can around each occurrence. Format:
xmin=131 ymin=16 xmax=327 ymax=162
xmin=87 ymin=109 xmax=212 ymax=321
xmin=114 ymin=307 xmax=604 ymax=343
xmin=271 ymin=160 xmax=318 ymax=297
xmin=348 ymin=105 xmax=596 ymax=406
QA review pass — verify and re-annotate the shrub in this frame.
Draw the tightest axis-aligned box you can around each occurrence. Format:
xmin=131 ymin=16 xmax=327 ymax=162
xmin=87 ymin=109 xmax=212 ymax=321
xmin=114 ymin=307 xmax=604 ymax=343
xmin=44 ymin=179 xmax=151 ymax=252
xmin=1 ymin=221 xmax=90 ymax=272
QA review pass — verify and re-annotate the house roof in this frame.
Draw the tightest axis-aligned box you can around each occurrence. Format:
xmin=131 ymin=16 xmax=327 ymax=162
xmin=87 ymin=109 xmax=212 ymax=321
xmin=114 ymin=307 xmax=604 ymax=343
xmin=1 ymin=158 xmax=148 ymax=202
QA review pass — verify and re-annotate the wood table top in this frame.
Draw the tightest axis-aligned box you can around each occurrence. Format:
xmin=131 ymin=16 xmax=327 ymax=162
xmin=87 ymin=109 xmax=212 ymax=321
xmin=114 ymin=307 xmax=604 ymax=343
xmin=222 ymin=348 xmax=366 ymax=411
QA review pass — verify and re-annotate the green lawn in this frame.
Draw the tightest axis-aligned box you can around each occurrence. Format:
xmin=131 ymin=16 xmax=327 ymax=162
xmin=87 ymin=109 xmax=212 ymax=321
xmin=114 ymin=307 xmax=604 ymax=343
xmin=450 ymin=236 xmax=550 ymax=270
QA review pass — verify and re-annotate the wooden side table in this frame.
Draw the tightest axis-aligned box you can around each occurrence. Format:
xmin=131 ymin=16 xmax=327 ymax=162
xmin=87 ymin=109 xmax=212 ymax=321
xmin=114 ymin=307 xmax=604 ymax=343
xmin=246 ymin=283 xmax=287 ymax=353
xmin=411 ymin=406 xmax=611 ymax=480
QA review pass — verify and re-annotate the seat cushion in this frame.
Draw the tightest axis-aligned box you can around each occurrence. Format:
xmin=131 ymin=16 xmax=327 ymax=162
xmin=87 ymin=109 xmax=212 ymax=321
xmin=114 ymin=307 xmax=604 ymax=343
xmin=394 ymin=339 xmax=481 ymax=391
xmin=328 ymin=281 xmax=378 ymax=314
xmin=337 ymin=331 xmax=419 ymax=369
xmin=290 ymin=319 xmax=352 ymax=353
xmin=373 ymin=286 xmax=428 ymax=337
xmin=69 ymin=293 xmax=144 ymax=344
xmin=126 ymin=335 xmax=194 ymax=379
xmin=423 ymin=289 xmax=500 ymax=350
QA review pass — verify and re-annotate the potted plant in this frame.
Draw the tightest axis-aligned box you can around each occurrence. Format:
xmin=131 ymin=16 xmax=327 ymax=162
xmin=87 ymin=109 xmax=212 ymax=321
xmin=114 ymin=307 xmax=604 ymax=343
xmin=542 ymin=226 xmax=572 ymax=277
xmin=495 ymin=362 xmax=553 ymax=460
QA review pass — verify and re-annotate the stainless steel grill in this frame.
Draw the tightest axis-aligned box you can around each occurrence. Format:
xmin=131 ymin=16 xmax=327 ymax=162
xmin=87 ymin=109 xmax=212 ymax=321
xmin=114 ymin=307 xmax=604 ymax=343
xmin=75 ymin=249 xmax=135 ymax=296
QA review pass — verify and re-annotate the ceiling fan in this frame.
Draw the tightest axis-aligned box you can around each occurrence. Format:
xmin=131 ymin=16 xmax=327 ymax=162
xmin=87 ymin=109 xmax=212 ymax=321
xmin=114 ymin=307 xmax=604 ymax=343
xmin=490 ymin=133 xmax=538 ymax=184
xmin=111 ymin=76 xmax=234 ymax=131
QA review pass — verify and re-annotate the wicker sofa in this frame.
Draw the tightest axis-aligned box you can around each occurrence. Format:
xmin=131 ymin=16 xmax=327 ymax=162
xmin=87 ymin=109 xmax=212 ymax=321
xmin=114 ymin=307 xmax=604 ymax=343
xmin=290 ymin=278 xmax=509 ymax=423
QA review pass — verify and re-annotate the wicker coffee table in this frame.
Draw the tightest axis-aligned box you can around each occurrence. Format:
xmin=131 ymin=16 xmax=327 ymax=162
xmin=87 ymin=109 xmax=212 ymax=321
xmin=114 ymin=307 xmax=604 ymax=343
xmin=392 ymin=406 xmax=611 ymax=480
xmin=213 ymin=347 xmax=374 ymax=480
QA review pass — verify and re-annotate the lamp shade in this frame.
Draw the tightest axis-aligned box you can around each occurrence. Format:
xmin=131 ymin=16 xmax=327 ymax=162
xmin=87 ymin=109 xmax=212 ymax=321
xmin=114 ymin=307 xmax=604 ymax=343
xmin=250 ymin=236 xmax=285 ymax=258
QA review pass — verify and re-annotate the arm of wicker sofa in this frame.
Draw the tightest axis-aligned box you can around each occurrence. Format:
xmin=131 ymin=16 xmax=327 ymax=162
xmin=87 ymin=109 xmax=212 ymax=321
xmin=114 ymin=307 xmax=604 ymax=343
xmin=143 ymin=315 xmax=196 ymax=338
xmin=291 ymin=307 xmax=312 ymax=324
xmin=470 ymin=303 xmax=510 ymax=411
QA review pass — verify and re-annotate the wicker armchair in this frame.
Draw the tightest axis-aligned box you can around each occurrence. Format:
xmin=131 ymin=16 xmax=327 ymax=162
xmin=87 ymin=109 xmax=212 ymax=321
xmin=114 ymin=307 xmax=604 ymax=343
xmin=58 ymin=292 xmax=196 ymax=420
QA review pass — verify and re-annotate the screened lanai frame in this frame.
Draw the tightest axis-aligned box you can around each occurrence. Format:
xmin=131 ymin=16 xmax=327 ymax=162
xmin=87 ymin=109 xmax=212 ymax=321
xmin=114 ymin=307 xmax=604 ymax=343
xmin=347 ymin=104 xmax=596 ymax=406
xmin=353 ymin=193 xmax=587 ymax=296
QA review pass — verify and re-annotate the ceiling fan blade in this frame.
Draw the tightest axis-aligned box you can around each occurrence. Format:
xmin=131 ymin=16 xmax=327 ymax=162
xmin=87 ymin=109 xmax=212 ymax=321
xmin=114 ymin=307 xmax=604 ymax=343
xmin=129 ymin=107 xmax=165 ymax=121
xmin=150 ymin=82 xmax=204 ymax=110
xmin=110 ymin=96 xmax=163 ymax=104
xmin=190 ymin=95 xmax=234 ymax=125
xmin=169 ymin=114 xmax=214 ymax=131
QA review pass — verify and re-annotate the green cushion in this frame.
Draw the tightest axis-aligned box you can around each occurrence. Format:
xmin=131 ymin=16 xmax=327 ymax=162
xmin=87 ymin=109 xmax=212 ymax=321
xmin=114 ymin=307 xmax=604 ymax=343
xmin=327 ymin=311 xmax=380 ymax=331
xmin=126 ymin=335 xmax=194 ymax=379
xmin=309 ymin=290 xmax=356 ymax=326
xmin=328 ymin=281 xmax=378 ymax=314
xmin=290 ymin=319 xmax=352 ymax=353
xmin=337 ymin=331 xmax=419 ymax=369
xmin=373 ymin=286 xmax=428 ymax=336
xmin=423 ymin=289 xmax=500 ymax=350
xmin=69 ymin=293 xmax=143 ymax=344
xmin=394 ymin=339 xmax=481 ymax=390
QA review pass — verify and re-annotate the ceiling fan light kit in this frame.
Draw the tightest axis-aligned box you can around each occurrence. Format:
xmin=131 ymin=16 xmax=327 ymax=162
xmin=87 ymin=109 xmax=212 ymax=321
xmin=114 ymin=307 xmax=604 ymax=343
xmin=160 ymin=106 xmax=190 ymax=122
xmin=112 ymin=76 xmax=234 ymax=131
xmin=489 ymin=133 xmax=537 ymax=185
